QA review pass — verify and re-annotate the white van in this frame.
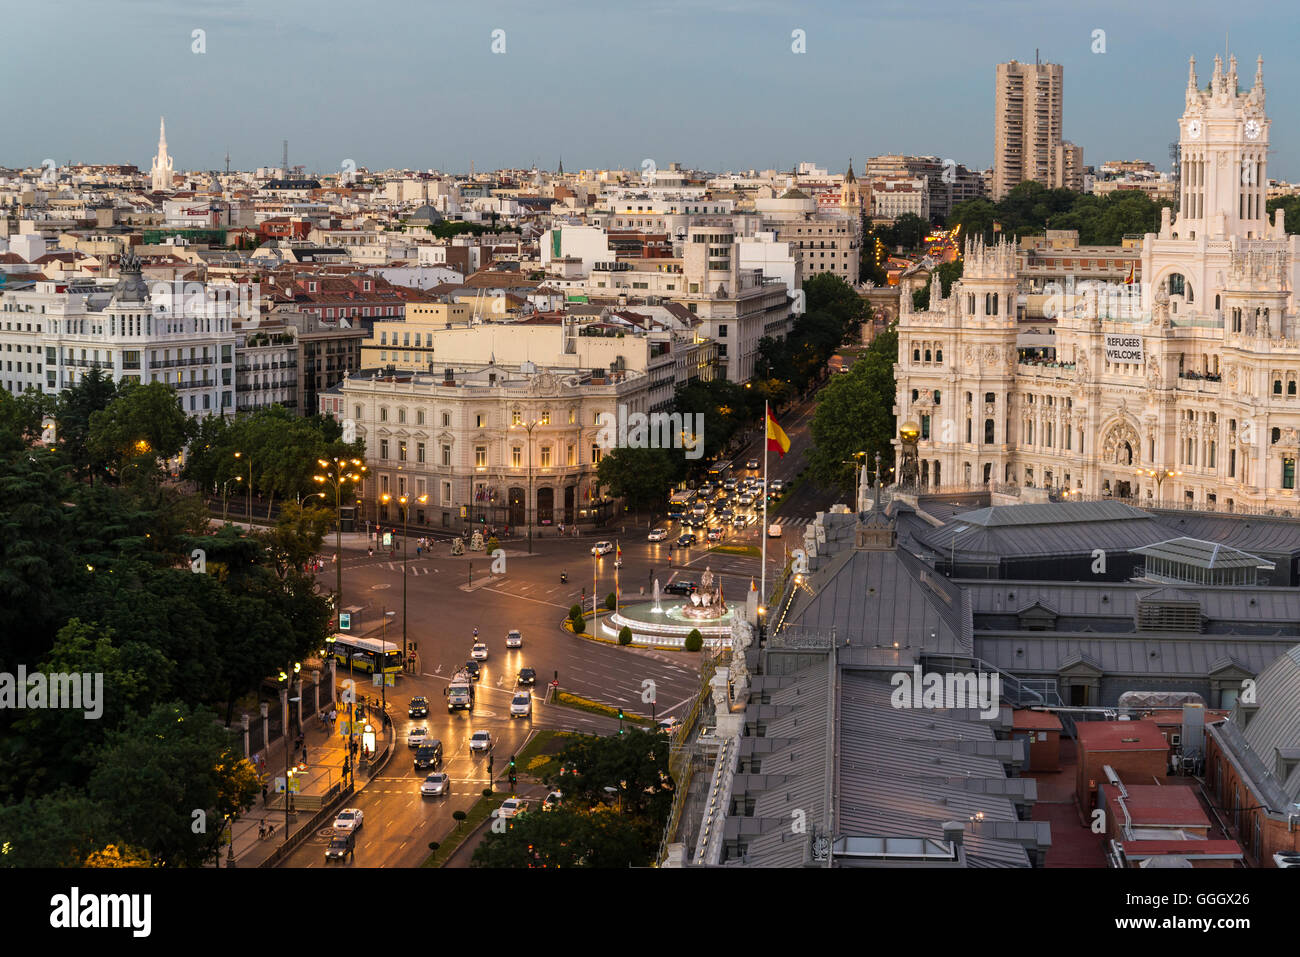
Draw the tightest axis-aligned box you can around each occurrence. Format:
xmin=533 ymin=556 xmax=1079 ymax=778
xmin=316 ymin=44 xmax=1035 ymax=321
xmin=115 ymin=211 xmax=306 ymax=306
xmin=767 ymin=524 xmax=783 ymax=538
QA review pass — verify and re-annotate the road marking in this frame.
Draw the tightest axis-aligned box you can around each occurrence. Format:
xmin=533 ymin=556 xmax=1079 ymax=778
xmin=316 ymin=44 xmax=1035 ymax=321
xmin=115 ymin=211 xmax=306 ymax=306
xmin=479 ymin=586 xmax=570 ymax=610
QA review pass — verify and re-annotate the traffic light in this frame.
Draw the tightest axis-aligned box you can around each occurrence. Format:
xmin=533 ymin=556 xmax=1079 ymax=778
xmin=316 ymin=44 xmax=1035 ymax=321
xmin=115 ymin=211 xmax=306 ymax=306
xmin=509 ymin=754 xmax=516 ymax=770
xmin=617 ymin=708 xmax=625 ymax=734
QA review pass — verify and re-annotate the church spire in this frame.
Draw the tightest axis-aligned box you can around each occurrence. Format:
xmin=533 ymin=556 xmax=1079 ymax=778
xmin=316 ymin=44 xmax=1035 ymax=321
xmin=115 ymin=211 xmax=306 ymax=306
xmin=1254 ymin=55 xmax=1264 ymax=91
xmin=1187 ymin=55 xmax=1197 ymax=92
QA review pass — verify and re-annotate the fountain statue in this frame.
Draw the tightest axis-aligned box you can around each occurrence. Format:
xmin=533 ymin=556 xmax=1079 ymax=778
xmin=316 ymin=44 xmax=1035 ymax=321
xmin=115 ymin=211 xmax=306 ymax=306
xmin=681 ymin=567 xmax=727 ymax=621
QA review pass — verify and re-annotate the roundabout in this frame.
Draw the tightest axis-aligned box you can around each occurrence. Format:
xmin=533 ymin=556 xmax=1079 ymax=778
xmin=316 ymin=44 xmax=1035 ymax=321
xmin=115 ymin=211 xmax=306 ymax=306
xmin=598 ymin=568 xmax=739 ymax=649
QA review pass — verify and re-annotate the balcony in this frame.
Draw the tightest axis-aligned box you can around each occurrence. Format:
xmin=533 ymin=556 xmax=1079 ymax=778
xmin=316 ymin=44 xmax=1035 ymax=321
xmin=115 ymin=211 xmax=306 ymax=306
xmin=1176 ymin=373 xmax=1221 ymax=394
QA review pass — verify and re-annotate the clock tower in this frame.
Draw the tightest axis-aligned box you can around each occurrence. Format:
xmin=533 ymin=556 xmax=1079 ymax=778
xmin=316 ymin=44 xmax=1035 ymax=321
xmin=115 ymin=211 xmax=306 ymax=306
xmin=1177 ymin=54 xmax=1269 ymax=239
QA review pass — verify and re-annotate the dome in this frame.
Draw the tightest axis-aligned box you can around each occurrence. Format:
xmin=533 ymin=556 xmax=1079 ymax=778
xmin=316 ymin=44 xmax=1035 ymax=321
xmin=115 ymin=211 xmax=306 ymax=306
xmin=111 ymin=252 xmax=150 ymax=304
xmin=410 ymin=204 xmax=444 ymax=224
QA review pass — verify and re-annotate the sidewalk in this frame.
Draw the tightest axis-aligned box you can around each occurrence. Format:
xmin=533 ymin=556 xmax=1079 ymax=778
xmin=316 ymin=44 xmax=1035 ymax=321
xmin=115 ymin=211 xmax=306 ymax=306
xmin=218 ymin=696 xmax=392 ymax=868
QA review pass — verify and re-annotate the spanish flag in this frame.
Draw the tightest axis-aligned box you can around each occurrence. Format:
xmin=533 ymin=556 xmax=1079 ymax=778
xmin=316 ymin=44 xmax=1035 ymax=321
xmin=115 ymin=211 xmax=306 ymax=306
xmin=766 ymin=407 xmax=791 ymax=458
xmin=1124 ymin=261 xmax=1136 ymax=285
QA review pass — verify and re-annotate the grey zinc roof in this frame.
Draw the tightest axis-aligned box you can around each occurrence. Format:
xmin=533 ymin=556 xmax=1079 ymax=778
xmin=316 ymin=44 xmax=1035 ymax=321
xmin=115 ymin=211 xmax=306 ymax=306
xmin=1229 ymin=643 xmax=1300 ymax=807
xmin=955 ymin=501 xmax=1151 ymax=528
xmin=835 ymin=673 xmax=1033 ymax=868
xmin=780 ymin=542 xmax=971 ymax=657
xmin=1132 ymin=537 xmax=1275 ymax=571
xmin=965 ymin=579 xmax=1300 ymax=625
xmin=918 ymin=510 xmax=1166 ymax=561
xmin=975 ymin=634 xmax=1294 ymax=678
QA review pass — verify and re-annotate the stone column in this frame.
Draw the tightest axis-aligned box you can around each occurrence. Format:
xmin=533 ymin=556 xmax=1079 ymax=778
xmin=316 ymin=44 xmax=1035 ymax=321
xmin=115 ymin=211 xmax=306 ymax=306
xmin=242 ymin=713 xmax=250 ymax=758
xmin=280 ymin=687 xmax=289 ymax=740
xmin=312 ymin=672 xmax=320 ymax=715
xmin=260 ymin=701 xmax=270 ymax=752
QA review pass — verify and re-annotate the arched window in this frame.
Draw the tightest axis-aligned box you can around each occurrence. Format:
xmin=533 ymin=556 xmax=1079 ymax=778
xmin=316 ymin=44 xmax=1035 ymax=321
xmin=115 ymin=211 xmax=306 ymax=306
xmin=1168 ymin=273 xmax=1186 ymax=296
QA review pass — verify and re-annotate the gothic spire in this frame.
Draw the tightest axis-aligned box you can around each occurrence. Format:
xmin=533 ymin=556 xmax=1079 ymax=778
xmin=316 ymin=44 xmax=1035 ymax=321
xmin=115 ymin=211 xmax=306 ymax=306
xmin=1187 ymin=55 xmax=1197 ymax=91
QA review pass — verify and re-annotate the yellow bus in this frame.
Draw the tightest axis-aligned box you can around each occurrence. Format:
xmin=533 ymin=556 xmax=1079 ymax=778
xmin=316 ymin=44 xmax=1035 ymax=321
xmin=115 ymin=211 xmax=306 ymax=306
xmin=327 ymin=634 xmax=402 ymax=674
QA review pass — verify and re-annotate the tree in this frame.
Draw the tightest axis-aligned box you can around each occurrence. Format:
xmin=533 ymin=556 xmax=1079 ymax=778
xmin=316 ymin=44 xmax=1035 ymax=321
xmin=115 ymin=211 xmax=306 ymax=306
xmin=605 ymin=592 xmax=616 ymax=611
xmin=261 ymin=501 xmax=331 ymax=581
xmin=889 ymin=212 xmax=930 ymax=250
xmin=87 ymin=381 xmax=192 ymax=481
xmin=471 ymin=805 xmax=647 ymax=868
xmin=0 ymin=387 xmax=52 ymax=452
xmin=807 ymin=329 xmax=898 ymax=493
xmin=596 ymin=446 xmax=685 ymax=519
xmin=86 ymin=702 xmax=258 ymax=867
xmin=684 ymin=629 xmax=703 ymax=652
xmin=618 ymin=626 xmax=633 ymax=645
xmin=83 ymin=843 xmax=156 ymax=867
xmin=55 ymin=368 xmax=121 ymax=482
xmin=542 ymin=729 xmax=672 ymax=823
xmin=0 ymin=791 xmax=113 ymax=868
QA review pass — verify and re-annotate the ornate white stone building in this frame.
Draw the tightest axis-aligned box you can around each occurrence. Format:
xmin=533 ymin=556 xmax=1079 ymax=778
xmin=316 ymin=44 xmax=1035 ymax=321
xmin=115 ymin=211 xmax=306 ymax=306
xmin=895 ymin=54 xmax=1300 ymax=513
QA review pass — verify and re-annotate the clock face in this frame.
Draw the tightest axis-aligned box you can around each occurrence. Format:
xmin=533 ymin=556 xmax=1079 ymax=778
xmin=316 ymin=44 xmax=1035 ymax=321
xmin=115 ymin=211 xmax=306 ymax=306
xmin=1245 ymin=119 xmax=1262 ymax=141
xmin=1187 ymin=119 xmax=1203 ymax=139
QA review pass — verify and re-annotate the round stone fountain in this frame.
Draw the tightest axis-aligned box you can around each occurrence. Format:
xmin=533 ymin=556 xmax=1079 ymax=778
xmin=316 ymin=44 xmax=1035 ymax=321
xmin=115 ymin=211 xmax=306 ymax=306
xmin=601 ymin=567 xmax=737 ymax=649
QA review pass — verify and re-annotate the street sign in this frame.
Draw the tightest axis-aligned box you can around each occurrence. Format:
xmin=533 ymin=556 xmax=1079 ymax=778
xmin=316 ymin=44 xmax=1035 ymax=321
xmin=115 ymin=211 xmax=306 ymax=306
xmin=372 ymin=672 xmax=384 ymax=687
xmin=383 ymin=673 xmax=395 ymax=687
xmin=339 ymin=612 xmax=351 ymax=630
xmin=274 ymin=776 xmax=286 ymax=792
xmin=460 ymin=506 xmax=468 ymax=518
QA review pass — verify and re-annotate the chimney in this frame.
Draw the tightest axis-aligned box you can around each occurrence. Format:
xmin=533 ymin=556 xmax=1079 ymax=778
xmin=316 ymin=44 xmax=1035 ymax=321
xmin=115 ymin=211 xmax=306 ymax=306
xmin=942 ymin=821 xmax=964 ymax=849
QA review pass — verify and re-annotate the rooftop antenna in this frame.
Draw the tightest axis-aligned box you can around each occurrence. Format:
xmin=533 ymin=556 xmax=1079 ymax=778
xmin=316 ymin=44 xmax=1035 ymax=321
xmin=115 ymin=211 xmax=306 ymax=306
xmin=282 ymin=139 xmax=289 ymax=175
xmin=224 ymin=149 xmax=230 ymax=176
xmin=1036 ymin=48 xmax=1039 ymax=67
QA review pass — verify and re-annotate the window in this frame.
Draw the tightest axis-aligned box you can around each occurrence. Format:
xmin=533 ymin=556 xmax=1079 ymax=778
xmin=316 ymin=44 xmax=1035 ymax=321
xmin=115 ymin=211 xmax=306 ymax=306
xmin=935 ymin=348 xmax=942 ymax=363
xmin=442 ymin=412 xmax=451 ymax=426
xmin=1285 ymin=457 xmax=1296 ymax=490
xmin=380 ymin=439 xmax=389 ymax=459
xmin=541 ymin=410 xmax=551 ymax=425
xmin=568 ymin=408 xmax=576 ymax=424
xmin=567 ymin=444 xmax=575 ymax=466
xmin=398 ymin=441 xmax=407 ymax=462
xmin=398 ymin=408 xmax=406 ymax=424
xmin=417 ymin=442 xmax=426 ymax=464
xmin=512 ymin=409 xmax=522 ymax=426
xmin=591 ymin=445 xmax=603 ymax=464
xmin=380 ymin=407 xmax=388 ymax=422
xmin=985 ymin=392 xmax=995 ymax=404
xmin=512 ymin=446 xmax=522 ymax=468
xmin=416 ymin=409 xmax=425 ymax=425
xmin=920 ymin=415 xmax=931 ymax=440
xmin=476 ymin=413 xmax=485 ymax=428
xmin=442 ymin=480 xmax=452 ymax=506
xmin=540 ymin=446 xmax=552 ymax=468
xmin=475 ymin=446 xmax=487 ymax=468
xmin=442 ymin=444 xmax=452 ymax=467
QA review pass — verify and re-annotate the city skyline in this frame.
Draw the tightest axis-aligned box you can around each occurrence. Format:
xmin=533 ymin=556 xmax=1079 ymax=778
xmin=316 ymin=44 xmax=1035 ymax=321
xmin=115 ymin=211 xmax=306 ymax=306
xmin=4 ymin=0 xmax=1297 ymax=180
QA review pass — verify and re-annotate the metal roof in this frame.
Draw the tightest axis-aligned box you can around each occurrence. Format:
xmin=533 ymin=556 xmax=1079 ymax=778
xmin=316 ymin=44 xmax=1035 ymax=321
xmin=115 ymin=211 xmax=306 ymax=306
xmin=954 ymin=501 xmax=1151 ymax=528
xmin=1132 ymin=537 xmax=1274 ymax=571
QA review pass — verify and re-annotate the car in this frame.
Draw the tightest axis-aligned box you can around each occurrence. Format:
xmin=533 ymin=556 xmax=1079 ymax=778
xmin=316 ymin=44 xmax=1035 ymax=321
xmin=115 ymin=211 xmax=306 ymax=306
xmin=469 ymin=730 xmax=492 ymax=753
xmin=420 ymin=771 xmax=450 ymax=797
xmin=408 ymin=696 xmax=429 ymax=718
xmin=505 ymin=629 xmax=523 ymax=649
xmin=495 ymin=797 xmax=528 ymax=819
xmin=542 ymin=790 xmax=563 ymax=812
xmin=677 ymin=534 xmax=696 ymax=548
xmin=647 ymin=528 xmax=668 ymax=542
xmin=407 ymin=725 xmax=429 ymax=748
xmin=325 ymin=832 xmax=355 ymax=861
xmin=707 ymin=528 xmax=724 ymax=542
xmin=666 ymin=508 xmax=685 ymax=520
xmin=723 ymin=478 xmax=738 ymax=490
xmin=413 ymin=740 xmax=444 ymax=769
xmin=657 ymin=717 xmax=682 ymax=735
xmin=746 ymin=458 xmax=760 ymax=470
xmin=732 ymin=515 xmax=748 ymax=528
xmin=510 ymin=691 xmax=532 ymax=718
xmin=768 ymin=524 xmax=783 ymax=538
xmin=471 ymin=642 xmax=489 ymax=661
xmin=333 ymin=808 xmax=364 ymax=833
xmin=517 ymin=667 xmax=536 ymax=686
xmin=770 ymin=479 xmax=786 ymax=492
xmin=736 ymin=493 xmax=754 ymax=507
xmin=463 ymin=660 xmax=481 ymax=680
xmin=663 ymin=580 xmax=697 ymax=596
xmin=717 ymin=508 xmax=735 ymax=519
xmin=591 ymin=541 xmax=615 ymax=556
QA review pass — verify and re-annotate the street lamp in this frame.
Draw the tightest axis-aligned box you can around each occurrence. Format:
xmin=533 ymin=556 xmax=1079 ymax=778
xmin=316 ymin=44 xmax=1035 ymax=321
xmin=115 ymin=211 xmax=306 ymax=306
xmin=315 ymin=457 xmax=367 ymax=632
xmin=510 ymin=419 xmax=541 ymax=554
xmin=233 ymin=451 xmax=252 ymax=523
xmin=1137 ymin=467 xmax=1181 ymax=506
xmin=381 ymin=490 xmax=428 ymax=670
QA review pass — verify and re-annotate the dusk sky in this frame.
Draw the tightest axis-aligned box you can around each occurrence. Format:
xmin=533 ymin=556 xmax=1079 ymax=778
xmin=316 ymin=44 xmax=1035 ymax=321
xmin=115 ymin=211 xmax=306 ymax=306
xmin=6 ymin=0 xmax=1296 ymax=179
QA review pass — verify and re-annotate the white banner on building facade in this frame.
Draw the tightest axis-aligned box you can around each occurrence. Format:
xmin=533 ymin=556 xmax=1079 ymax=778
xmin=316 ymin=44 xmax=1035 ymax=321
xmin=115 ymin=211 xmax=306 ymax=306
xmin=1103 ymin=333 xmax=1144 ymax=364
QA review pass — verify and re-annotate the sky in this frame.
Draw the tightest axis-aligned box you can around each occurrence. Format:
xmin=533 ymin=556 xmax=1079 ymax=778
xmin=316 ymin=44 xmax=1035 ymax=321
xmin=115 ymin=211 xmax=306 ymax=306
xmin=4 ymin=0 xmax=1298 ymax=180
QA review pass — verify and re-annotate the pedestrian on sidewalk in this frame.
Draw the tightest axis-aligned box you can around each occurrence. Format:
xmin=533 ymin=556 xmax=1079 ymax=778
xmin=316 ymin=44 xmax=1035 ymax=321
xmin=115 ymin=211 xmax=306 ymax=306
xmin=329 ymin=708 xmax=337 ymax=727
xmin=302 ymin=744 xmax=308 ymax=763
xmin=368 ymin=545 xmax=374 ymax=557
xmin=262 ymin=782 xmax=268 ymax=804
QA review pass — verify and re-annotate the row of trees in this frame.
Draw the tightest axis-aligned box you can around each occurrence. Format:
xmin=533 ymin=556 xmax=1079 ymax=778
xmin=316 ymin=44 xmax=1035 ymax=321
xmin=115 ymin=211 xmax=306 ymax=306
xmin=949 ymin=181 xmax=1172 ymax=246
xmin=0 ymin=376 xmax=340 ymax=866
xmin=472 ymin=729 xmax=672 ymax=867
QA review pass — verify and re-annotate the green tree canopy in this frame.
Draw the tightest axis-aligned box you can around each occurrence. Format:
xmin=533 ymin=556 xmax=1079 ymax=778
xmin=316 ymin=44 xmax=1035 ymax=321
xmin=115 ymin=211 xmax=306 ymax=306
xmin=807 ymin=329 xmax=898 ymax=493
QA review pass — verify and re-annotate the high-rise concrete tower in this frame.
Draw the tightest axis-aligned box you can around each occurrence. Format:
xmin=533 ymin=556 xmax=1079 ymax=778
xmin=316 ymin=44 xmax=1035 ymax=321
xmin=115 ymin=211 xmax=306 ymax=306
xmin=994 ymin=58 xmax=1079 ymax=199
xmin=150 ymin=117 xmax=174 ymax=192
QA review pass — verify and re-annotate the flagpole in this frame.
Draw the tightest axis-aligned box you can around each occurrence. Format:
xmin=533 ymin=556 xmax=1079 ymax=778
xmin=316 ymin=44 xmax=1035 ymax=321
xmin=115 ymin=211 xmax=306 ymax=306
xmin=761 ymin=400 xmax=768 ymax=626
xmin=615 ymin=541 xmax=620 ymax=613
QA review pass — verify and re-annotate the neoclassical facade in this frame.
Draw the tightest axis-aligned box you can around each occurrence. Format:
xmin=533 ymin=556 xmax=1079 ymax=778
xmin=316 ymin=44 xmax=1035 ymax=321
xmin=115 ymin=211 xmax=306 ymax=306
xmin=895 ymin=54 xmax=1300 ymax=513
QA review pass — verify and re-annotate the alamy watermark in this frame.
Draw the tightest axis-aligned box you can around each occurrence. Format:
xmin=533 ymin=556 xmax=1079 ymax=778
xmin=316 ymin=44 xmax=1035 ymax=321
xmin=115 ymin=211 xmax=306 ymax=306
xmin=890 ymin=665 xmax=1001 ymax=720
xmin=0 ymin=666 xmax=104 ymax=719
xmin=595 ymin=406 xmax=705 ymax=460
